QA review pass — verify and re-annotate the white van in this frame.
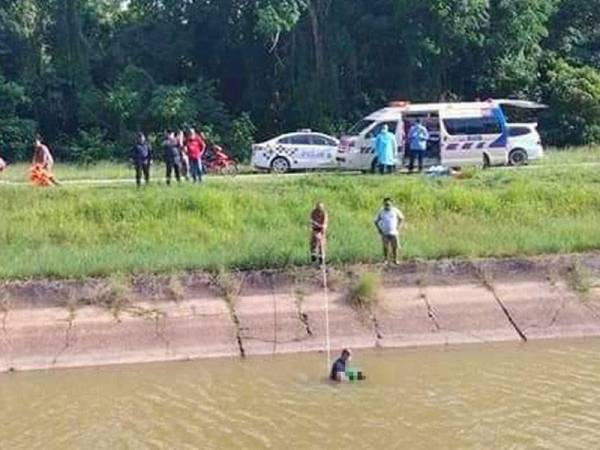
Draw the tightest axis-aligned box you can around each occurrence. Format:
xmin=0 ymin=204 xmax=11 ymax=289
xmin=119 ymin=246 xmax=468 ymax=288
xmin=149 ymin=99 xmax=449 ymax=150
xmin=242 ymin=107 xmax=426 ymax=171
xmin=337 ymin=100 xmax=543 ymax=171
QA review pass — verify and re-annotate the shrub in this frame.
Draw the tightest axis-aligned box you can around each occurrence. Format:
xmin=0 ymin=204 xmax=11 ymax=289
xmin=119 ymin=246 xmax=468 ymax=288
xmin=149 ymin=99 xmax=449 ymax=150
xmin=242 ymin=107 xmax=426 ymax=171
xmin=348 ymin=272 xmax=382 ymax=313
xmin=68 ymin=128 xmax=118 ymax=164
xmin=0 ymin=118 xmax=37 ymax=161
xmin=226 ymin=112 xmax=257 ymax=162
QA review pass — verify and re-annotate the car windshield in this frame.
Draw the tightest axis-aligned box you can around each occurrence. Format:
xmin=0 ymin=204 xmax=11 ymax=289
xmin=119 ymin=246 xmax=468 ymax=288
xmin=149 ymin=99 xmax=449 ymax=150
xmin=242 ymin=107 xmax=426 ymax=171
xmin=347 ymin=119 xmax=375 ymax=135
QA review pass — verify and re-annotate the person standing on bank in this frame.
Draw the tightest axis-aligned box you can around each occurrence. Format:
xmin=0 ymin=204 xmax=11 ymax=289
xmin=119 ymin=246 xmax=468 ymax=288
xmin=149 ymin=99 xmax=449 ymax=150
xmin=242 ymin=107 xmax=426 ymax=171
xmin=130 ymin=132 xmax=152 ymax=188
xmin=186 ymin=128 xmax=206 ymax=183
xmin=310 ymin=202 xmax=328 ymax=265
xmin=177 ymin=129 xmax=189 ymax=180
xmin=407 ymin=119 xmax=429 ymax=173
xmin=163 ymin=131 xmax=182 ymax=186
xmin=374 ymin=197 xmax=405 ymax=265
xmin=375 ymin=124 xmax=398 ymax=175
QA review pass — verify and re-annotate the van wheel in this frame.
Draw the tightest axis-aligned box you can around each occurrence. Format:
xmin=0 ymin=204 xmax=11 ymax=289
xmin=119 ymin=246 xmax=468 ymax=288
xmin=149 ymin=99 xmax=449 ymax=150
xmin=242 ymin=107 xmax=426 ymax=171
xmin=270 ymin=157 xmax=291 ymax=174
xmin=483 ymin=154 xmax=491 ymax=169
xmin=509 ymin=148 xmax=528 ymax=166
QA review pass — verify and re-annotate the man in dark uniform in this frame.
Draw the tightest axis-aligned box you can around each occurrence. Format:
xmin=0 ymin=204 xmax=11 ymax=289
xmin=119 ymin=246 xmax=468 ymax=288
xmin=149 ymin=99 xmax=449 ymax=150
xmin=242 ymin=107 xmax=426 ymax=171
xmin=130 ymin=132 xmax=152 ymax=187
xmin=163 ymin=130 xmax=182 ymax=186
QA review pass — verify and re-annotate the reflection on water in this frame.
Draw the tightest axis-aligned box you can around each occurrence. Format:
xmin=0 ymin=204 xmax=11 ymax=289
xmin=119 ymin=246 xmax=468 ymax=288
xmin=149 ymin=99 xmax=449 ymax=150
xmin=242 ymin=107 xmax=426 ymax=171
xmin=2 ymin=339 xmax=600 ymax=449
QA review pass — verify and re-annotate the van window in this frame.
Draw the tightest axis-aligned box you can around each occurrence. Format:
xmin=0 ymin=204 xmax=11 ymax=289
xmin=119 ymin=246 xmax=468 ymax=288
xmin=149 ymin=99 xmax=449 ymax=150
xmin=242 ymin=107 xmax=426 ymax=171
xmin=508 ymin=127 xmax=532 ymax=137
xmin=278 ymin=137 xmax=292 ymax=144
xmin=348 ymin=119 xmax=375 ymax=135
xmin=443 ymin=117 xmax=502 ymax=136
xmin=366 ymin=121 xmax=398 ymax=138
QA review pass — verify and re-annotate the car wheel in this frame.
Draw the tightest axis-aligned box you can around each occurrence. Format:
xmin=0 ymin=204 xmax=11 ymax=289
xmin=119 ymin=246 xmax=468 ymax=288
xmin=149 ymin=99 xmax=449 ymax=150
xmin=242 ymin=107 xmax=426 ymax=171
xmin=270 ymin=157 xmax=291 ymax=174
xmin=509 ymin=148 xmax=528 ymax=166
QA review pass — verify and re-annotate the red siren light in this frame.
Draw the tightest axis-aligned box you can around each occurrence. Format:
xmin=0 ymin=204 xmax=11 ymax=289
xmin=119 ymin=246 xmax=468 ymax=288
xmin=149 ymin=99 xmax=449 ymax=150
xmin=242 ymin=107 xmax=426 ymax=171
xmin=388 ymin=100 xmax=410 ymax=107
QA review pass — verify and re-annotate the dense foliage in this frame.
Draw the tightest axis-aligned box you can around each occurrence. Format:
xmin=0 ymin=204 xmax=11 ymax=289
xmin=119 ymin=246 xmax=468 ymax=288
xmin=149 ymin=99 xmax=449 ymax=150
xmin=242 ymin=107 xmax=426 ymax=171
xmin=1 ymin=0 xmax=600 ymax=162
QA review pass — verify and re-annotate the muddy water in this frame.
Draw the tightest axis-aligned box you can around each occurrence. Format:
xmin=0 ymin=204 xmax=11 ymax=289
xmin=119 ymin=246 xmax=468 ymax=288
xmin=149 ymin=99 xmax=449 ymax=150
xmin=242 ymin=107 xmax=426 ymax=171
xmin=2 ymin=339 xmax=600 ymax=449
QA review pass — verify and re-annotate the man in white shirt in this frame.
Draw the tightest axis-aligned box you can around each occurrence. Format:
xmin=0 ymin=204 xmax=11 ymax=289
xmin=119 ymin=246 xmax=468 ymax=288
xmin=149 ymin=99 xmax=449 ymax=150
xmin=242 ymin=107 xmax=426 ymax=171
xmin=374 ymin=197 xmax=405 ymax=265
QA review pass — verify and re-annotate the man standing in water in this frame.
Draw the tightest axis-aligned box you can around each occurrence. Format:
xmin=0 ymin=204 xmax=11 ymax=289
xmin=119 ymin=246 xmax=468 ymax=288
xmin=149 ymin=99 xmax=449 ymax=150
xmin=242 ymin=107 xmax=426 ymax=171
xmin=310 ymin=202 xmax=328 ymax=265
xmin=330 ymin=349 xmax=352 ymax=381
xmin=374 ymin=198 xmax=405 ymax=265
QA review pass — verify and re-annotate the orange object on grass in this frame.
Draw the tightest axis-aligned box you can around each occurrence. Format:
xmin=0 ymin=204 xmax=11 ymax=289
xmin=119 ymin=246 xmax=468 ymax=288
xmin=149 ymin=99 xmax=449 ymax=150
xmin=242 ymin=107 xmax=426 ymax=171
xmin=29 ymin=164 xmax=56 ymax=187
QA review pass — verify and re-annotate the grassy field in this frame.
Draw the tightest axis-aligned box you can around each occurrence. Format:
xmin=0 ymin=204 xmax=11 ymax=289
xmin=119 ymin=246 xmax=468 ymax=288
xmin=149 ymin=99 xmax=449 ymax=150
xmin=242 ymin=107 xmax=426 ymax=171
xmin=3 ymin=154 xmax=600 ymax=280
xmin=2 ymin=146 xmax=600 ymax=183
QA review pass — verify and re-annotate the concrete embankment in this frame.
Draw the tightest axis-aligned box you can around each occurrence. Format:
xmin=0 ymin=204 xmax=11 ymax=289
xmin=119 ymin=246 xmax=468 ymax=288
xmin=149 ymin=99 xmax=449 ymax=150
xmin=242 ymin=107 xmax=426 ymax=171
xmin=3 ymin=254 xmax=600 ymax=373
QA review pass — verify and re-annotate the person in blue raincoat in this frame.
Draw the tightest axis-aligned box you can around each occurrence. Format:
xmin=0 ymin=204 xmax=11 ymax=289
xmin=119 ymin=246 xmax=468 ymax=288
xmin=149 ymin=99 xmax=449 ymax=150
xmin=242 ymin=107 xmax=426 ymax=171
xmin=375 ymin=124 xmax=398 ymax=175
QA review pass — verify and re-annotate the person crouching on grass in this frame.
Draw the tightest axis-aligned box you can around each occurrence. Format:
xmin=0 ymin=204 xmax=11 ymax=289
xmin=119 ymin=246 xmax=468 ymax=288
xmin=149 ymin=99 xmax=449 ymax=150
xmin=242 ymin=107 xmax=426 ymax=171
xmin=310 ymin=202 xmax=328 ymax=265
xmin=374 ymin=197 xmax=405 ymax=265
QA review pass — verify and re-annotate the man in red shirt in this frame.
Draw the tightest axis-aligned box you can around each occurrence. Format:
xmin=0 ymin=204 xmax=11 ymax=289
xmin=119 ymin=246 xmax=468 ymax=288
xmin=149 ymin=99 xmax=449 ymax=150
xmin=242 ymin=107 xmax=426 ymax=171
xmin=185 ymin=128 xmax=206 ymax=183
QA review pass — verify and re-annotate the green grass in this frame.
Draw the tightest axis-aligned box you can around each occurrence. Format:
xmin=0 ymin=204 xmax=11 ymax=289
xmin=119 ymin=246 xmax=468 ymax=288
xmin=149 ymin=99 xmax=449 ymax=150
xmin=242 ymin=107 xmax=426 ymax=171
xmin=0 ymin=161 xmax=253 ymax=183
xmin=4 ymin=153 xmax=600 ymax=280
xmin=1 ymin=145 xmax=600 ymax=183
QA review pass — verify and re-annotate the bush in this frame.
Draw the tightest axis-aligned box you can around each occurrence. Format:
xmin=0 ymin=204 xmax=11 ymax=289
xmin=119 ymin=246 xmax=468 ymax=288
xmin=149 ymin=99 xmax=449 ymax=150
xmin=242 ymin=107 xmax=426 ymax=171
xmin=69 ymin=129 xmax=118 ymax=164
xmin=541 ymin=58 xmax=600 ymax=146
xmin=226 ymin=113 xmax=257 ymax=162
xmin=0 ymin=118 xmax=37 ymax=161
xmin=348 ymin=272 xmax=382 ymax=313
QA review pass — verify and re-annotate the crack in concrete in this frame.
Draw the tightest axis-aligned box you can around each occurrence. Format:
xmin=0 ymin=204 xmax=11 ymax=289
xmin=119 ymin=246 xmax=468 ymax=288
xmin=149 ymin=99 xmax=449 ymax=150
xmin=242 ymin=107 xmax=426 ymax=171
xmin=371 ymin=315 xmax=383 ymax=340
xmin=474 ymin=265 xmax=528 ymax=342
xmin=420 ymin=291 xmax=441 ymax=332
xmin=268 ymin=275 xmax=278 ymax=355
xmin=292 ymin=289 xmax=314 ymax=338
xmin=52 ymin=309 xmax=77 ymax=366
xmin=1 ymin=304 xmax=8 ymax=334
xmin=0 ymin=290 xmax=14 ymax=372
xmin=547 ymin=288 xmax=568 ymax=328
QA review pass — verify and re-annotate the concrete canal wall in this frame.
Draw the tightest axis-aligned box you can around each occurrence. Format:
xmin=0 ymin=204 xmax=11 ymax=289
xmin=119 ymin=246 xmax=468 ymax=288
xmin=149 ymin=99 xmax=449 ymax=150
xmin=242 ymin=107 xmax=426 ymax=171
xmin=3 ymin=254 xmax=600 ymax=372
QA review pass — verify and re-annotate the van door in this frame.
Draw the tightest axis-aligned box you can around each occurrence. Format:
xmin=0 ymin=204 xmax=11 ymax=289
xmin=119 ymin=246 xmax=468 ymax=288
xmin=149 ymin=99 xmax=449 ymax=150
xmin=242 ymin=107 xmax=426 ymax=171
xmin=440 ymin=107 xmax=507 ymax=167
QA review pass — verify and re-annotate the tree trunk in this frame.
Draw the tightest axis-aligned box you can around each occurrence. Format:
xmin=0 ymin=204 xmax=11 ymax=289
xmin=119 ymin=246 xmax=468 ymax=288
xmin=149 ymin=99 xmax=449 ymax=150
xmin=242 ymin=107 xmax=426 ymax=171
xmin=307 ymin=0 xmax=327 ymax=79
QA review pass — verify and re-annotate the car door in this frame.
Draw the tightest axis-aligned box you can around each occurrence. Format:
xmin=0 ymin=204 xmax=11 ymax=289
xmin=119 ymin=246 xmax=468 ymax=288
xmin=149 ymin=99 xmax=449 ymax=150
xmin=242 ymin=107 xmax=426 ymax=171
xmin=289 ymin=134 xmax=314 ymax=168
xmin=310 ymin=135 xmax=338 ymax=168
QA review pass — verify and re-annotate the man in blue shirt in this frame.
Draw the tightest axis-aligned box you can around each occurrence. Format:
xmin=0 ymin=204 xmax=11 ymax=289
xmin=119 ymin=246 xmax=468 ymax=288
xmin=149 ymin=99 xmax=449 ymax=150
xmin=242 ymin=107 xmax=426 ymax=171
xmin=407 ymin=119 xmax=430 ymax=173
xmin=375 ymin=124 xmax=397 ymax=175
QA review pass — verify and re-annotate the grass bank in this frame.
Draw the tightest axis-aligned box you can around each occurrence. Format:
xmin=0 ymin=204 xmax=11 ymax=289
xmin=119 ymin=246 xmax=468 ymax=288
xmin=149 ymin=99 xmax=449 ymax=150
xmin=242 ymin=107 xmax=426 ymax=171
xmin=3 ymin=160 xmax=600 ymax=280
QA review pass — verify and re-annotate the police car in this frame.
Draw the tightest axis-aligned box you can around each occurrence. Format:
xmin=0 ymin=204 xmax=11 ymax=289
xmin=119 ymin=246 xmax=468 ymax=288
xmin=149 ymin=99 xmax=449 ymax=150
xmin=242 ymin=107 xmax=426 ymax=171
xmin=251 ymin=130 xmax=339 ymax=173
